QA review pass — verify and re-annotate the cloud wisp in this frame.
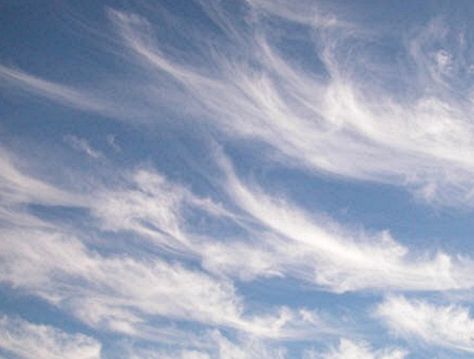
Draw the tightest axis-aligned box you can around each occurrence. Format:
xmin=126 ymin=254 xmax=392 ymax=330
xmin=64 ymin=135 xmax=103 ymax=159
xmin=4 ymin=2 xmax=474 ymax=205
xmin=0 ymin=315 xmax=101 ymax=359
xmin=106 ymin=2 xmax=474 ymax=206
xmin=0 ymin=152 xmax=328 ymax=343
xmin=304 ymin=338 xmax=407 ymax=359
xmin=0 ymin=138 xmax=473 ymax=355
xmin=210 ymin=154 xmax=474 ymax=292
xmin=377 ymin=296 xmax=474 ymax=353
xmin=0 ymin=65 xmax=111 ymax=116
xmin=4 ymin=1 xmax=474 ymax=357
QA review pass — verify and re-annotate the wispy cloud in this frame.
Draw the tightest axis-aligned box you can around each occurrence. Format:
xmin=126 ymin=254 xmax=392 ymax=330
xmin=0 ymin=315 xmax=101 ymax=359
xmin=106 ymin=134 xmax=121 ymax=152
xmin=105 ymin=4 xmax=474 ymax=206
xmin=376 ymin=296 xmax=474 ymax=353
xmin=0 ymin=146 xmax=350 ymax=353
xmin=0 ymin=147 xmax=83 ymax=208
xmin=64 ymin=135 xmax=103 ymax=159
xmin=4 ymin=2 xmax=474 ymax=357
xmin=4 ymin=3 xmax=474 ymax=205
xmin=89 ymin=154 xmax=474 ymax=293
xmin=304 ymin=338 xmax=407 ymax=359
xmin=0 ymin=65 xmax=111 ymax=116
xmin=0 ymin=152 xmax=326 ymax=342
xmin=214 ymin=153 xmax=474 ymax=292
xmin=127 ymin=330 xmax=287 ymax=359
xmin=91 ymin=168 xmax=232 ymax=253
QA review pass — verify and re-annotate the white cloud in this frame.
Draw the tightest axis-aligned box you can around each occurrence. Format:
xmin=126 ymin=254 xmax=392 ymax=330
xmin=3 ymin=142 xmax=474 ymax=297
xmin=106 ymin=134 xmax=121 ymax=152
xmin=0 ymin=147 xmax=83 ymax=208
xmin=213 ymin=154 xmax=474 ymax=292
xmin=0 ymin=224 xmax=322 ymax=340
xmin=0 ymin=65 xmax=110 ymax=116
xmin=64 ymin=135 xmax=103 ymax=159
xmin=91 ymin=168 xmax=232 ymax=252
xmin=126 ymin=330 xmax=286 ymax=359
xmin=3 ymin=2 xmax=474 ymax=358
xmin=90 ymin=157 xmax=474 ymax=293
xmin=105 ymin=4 xmax=474 ymax=206
xmin=4 ymin=3 xmax=474 ymax=206
xmin=0 ymin=151 xmax=337 ymax=342
xmin=304 ymin=339 xmax=406 ymax=359
xmin=0 ymin=315 xmax=101 ymax=359
xmin=376 ymin=296 xmax=474 ymax=353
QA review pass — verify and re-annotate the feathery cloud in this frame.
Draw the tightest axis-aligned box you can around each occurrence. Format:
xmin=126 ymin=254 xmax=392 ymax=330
xmin=0 ymin=65 xmax=110 ymax=116
xmin=376 ymin=296 xmax=474 ymax=353
xmin=304 ymin=338 xmax=407 ymax=359
xmin=64 ymin=135 xmax=103 ymax=159
xmin=106 ymin=4 xmax=474 ymax=206
xmin=0 ymin=315 xmax=101 ymax=359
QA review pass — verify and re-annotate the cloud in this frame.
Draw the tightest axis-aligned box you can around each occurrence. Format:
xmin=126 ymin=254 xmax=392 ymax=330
xmin=0 ymin=147 xmax=341 ymax=345
xmin=3 ymin=2 xmax=474 ymax=358
xmin=106 ymin=134 xmax=121 ymax=152
xmin=376 ymin=296 xmax=474 ymax=353
xmin=0 ymin=65 xmax=111 ymax=116
xmin=304 ymin=338 xmax=407 ymax=359
xmin=3 ymin=140 xmax=474 ymax=299
xmin=0 ymin=223 xmax=324 ymax=341
xmin=127 ymin=330 xmax=286 ymax=359
xmin=0 ymin=315 xmax=101 ymax=359
xmin=90 ymin=168 xmax=233 ymax=253
xmin=80 ymin=145 xmax=474 ymax=295
xmin=0 ymin=147 xmax=83 ymax=208
xmin=4 ymin=2 xmax=474 ymax=205
xmin=213 ymin=153 xmax=474 ymax=292
xmin=89 ymin=155 xmax=474 ymax=293
xmin=105 ymin=3 xmax=474 ymax=206
xmin=64 ymin=135 xmax=103 ymax=159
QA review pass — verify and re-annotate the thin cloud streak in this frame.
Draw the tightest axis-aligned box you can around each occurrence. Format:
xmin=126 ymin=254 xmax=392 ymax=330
xmin=377 ymin=296 xmax=474 ymax=353
xmin=216 ymin=153 xmax=474 ymax=292
xmin=3 ymin=3 xmax=474 ymax=204
xmin=127 ymin=330 xmax=287 ymax=359
xmin=64 ymin=135 xmax=103 ymax=159
xmin=0 ymin=65 xmax=110 ymax=116
xmin=0 ymin=225 xmax=322 ymax=340
xmin=3 ymin=2 xmax=474 ymax=356
xmin=107 ymin=3 xmax=474 ymax=206
xmin=304 ymin=338 xmax=407 ymax=359
xmin=0 ymin=151 xmax=329 ymax=342
xmin=0 ymin=315 xmax=101 ymax=359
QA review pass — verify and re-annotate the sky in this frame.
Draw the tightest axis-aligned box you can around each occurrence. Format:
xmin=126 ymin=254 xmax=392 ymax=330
xmin=2 ymin=0 xmax=474 ymax=358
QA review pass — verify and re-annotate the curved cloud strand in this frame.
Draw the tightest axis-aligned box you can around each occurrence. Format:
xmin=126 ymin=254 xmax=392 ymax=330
xmin=3 ymin=1 xmax=474 ymax=357
xmin=377 ymin=296 xmax=474 ymax=353
xmin=0 ymin=315 xmax=101 ymax=359
xmin=107 ymin=3 xmax=474 ymax=206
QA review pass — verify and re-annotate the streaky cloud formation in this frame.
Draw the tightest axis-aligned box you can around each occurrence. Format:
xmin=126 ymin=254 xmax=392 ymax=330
xmin=0 ymin=65 xmax=110 ymax=116
xmin=377 ymin=296 xmax=474 ymax=353
xmin=127 ymin=330 xmax=287 ymax=359
xmin=0 ymin=225 xmax=321 ymax=340
xmin=216 ymin=153 xmax=474 ymax=292
xmin=2 ymin=0 xmax=474 ymax=357
xmin=0 ymin=153 xmax=328 ymax=345
xmin=304 ymin=338 xmax=407 ymax=359
xmin=4 ymin=3 xmax=474 ymax=205
xmin=64 ymin=135 xmax=103 ymax=159
xmin=0 ymin=137 xmax=469 ymax=356
xmin=0 ymin=315 xmax=101 ymax=359
xmin=107 ymin=2 xmax=474 ymax=206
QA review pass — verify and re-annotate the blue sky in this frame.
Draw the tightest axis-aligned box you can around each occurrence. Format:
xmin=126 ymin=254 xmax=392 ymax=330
xmin=2 ymin=1 xmax=474 ymax=358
